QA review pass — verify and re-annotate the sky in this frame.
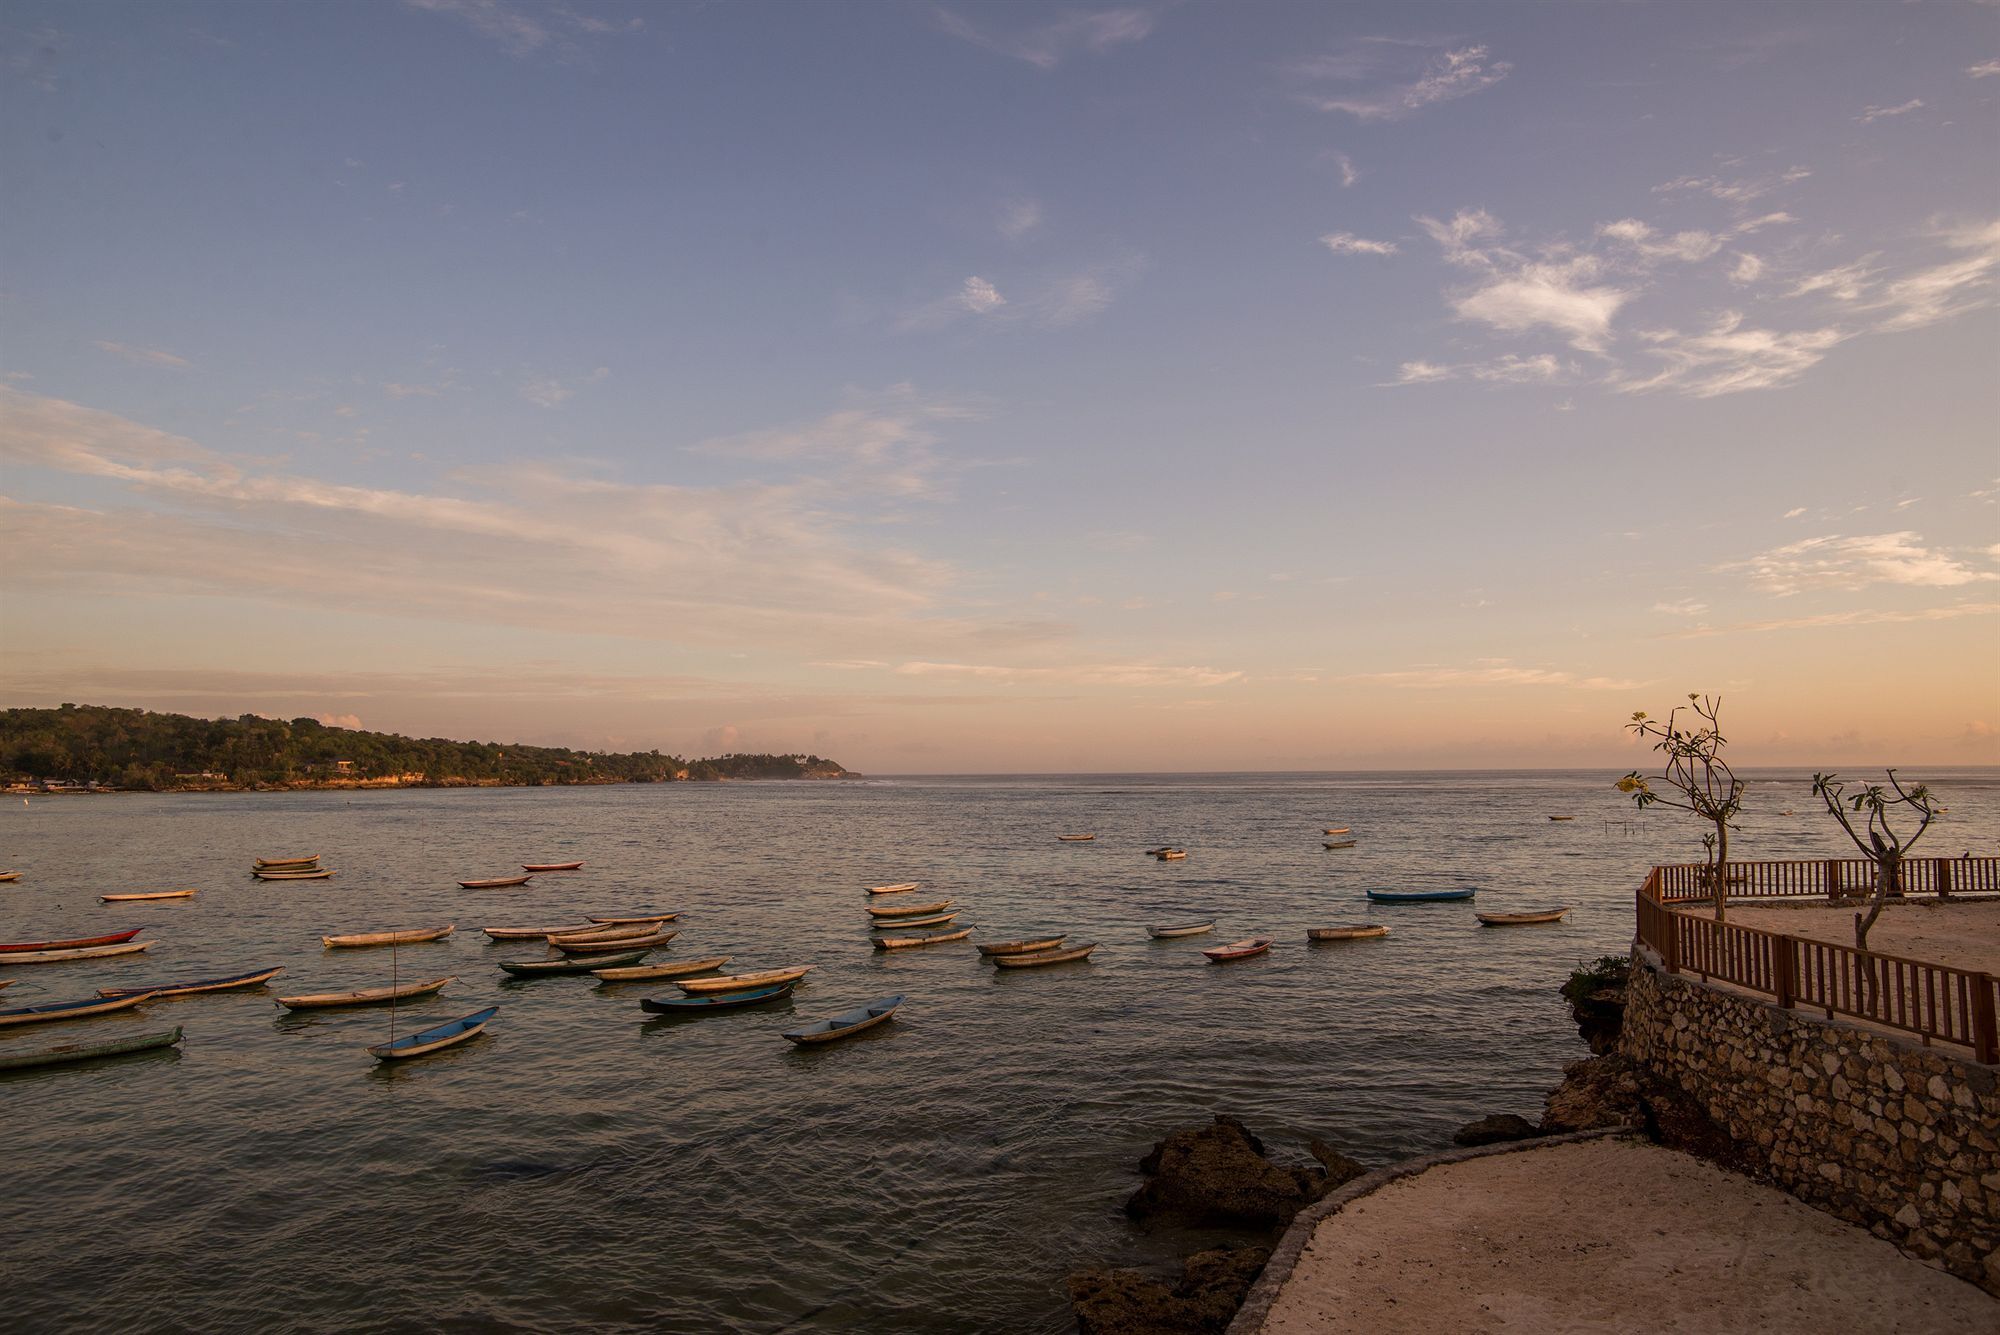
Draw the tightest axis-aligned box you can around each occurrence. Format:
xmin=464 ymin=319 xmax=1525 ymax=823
xmin=1 ymin=0 xmax=1997 ymax=772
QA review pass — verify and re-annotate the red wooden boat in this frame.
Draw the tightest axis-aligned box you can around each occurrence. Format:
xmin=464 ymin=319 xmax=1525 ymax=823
xmin=1202 ymin=937 xmax=1273 ymax=963
xmin=0 ymin=927 xmax=142 ymax=954
xmin=521 ymin=861 xmax=585 ymax=872
xmin=459 ymin=875 xmax=534 ymax=889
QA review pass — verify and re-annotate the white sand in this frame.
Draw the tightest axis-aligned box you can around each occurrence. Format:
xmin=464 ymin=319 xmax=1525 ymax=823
xmin=1256 ymin=1139 xmax=1994 ymax=1334
xmin=1683 ymin=899 xmax=2000 ymax=974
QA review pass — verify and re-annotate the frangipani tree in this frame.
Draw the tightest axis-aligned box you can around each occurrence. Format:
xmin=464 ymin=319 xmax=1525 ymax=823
xmin=1810 ymin=769 xmax=1938 ymax=952
xmin=1618 ymin=694 xmax=1745 ymax=920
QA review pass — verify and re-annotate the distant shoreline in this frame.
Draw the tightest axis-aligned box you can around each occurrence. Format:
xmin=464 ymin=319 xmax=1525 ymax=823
xmin=8 ymin=773 xmax=864 ymax=797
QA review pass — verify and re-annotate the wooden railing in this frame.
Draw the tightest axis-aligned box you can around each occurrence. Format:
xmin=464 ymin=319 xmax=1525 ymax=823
xmin=1635 ymin=861 xmax=2000 ymax=1064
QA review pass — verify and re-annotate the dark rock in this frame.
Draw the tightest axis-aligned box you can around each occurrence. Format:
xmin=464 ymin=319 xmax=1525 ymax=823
xmin=1126 ymin=1115 xmax=1312 ymax=1228
xmin=1452 ymin=1113 xmax=1542 ymax=1146
xmin=1306 ymin=1139 xmax=1369 ymax=1189
xmin=1068 ymin=1246 xmax=1270 ymax=1335
xmin=1540 ymin=1054 xmax=1648 ymax=1133
xmin=1560 ymin=957 xmax=1631 ymax=1054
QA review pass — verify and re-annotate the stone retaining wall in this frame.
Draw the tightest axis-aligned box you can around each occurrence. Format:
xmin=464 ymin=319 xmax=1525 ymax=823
xmin=1622 ymin=948 xmax=2000 ymax=1292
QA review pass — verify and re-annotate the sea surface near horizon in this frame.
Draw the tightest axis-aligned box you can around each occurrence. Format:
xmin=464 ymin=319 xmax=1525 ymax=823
xmin=3 ymin=769 xmax=1996 ymax=1333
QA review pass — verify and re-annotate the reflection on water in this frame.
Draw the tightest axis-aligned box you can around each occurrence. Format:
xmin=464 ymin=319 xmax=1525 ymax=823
xmin=2 ymin=770 xmax=1994 ymax=1332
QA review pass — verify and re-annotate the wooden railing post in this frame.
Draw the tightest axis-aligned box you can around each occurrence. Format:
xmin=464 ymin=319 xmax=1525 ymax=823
xmin=1972 ymin=975 xmax=1999 ymax=1066
xmin=1937 ymin=857 xmax=1953 ymax=901
xmin=1774 ymin=935 xmax=1796 ymax=1009
xmin=1824 ymin=859 xmax=1841 ymax=900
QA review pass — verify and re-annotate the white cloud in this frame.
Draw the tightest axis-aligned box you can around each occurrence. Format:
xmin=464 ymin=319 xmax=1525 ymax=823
xmin=1320 ymin=231 xmax=1399 ymax=256
xmin=518 ymin=366 xmax=608 ymax=409
xmin=1615 ymin=313 xmax=1845 ymax=397
xmin=1599 ymin=218 xmax=1723 ymax=264
xmin=1653 ymin=166 xmax=1810 ymax=208
xmin=1970 ymin=59 xmax=2000 ymax=78
xmin=92 ymin=340 xmax=191 ymax=370
xmin=1340 ymin=661 xmax=1645 ymax=691
xmin=1857 ymin=99 xmax=1923 ymax=124
xmin=1387 ymin=360 xmax=1454 ymax=385
xmin=1468 ymin=353 xmax=1570 ymax=383
xmin=958 ymin=276 xmax=1007 ymax=314
xmin=1328 ymin=152 xmax=1359 ymax=187
xmin=1867 ymin=221 xmax=2000 ymax=332
xmin=1720 ymin=532 xmax=2000 ymax=596
xmin=1452 ymin=260 xmax=1632 ymax=353
xmin=402 ymin=0 xmax=637 ymax=58
xmin=932 ymin=6 xmax=1154 ymax=70
xmin=1664 ymin=602 xmax=2000 ymax=639
xmin=1415 ymin=208 xmax=1504 ymax=266
xmin=1789 ymin=260 xmax=1879 ymax=302
xmin=1651 ymin=599 xmax=1709 ymax=616
xmin=1728 ymin=252 xmax=1765 ymax=285
xmin=998 ymin=200 xmax=1043 ymax=240
xmin=892 ymin=660 xmax=1242 ymax=688
xmin=1298 ymin=41 xmax=1510 ymax=120
xmin=1783 ymin=507 xmax=1807 ymax=519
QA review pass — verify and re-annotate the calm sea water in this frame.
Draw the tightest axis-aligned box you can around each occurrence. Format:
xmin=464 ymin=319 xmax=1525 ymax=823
xmin=4 ymin=770 xmax=1996 ymax=1333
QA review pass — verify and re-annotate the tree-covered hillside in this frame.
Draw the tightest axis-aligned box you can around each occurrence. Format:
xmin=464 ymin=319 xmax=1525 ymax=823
xmin=0 ymin=704 xmax=853 ymax=790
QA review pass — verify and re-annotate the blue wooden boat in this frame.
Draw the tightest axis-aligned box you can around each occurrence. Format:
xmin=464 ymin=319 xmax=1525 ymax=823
xmin=640 ymin=980 xmax=797 ymax=1014
xmin=0 ymin=991 xmax=156 ymax=1028
xmin=0 ymin=1025 xmax=184 ymax=1071
xmin=367 ymin=1006 xmax=498 ymax=1062
xmin=98 ymin=966 xmax=283 ymax=1000
xmin=1366 ymin=887 xmax=1476 ymax=903
xmin=782 ymin=995 xmax=904 ymax=1045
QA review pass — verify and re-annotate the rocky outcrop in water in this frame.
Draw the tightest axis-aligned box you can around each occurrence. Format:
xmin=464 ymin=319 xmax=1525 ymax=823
xmin=1453 ymin=1113 xmax=1542 ymax=1146
xmin=1068 ymin=1246 xmax=1271 ymax=1335
xmin=1124 ymin=1115 xmax=1344 ymax=1229
xmin=1562 ymin=955 xmax=1631 ymax=1055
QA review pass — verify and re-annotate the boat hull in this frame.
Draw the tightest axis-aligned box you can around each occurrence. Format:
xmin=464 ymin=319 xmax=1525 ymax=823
xmin=783 ymin=995 xmax=904 ymax=1044
xmin=1366 ymin=889 xmax=1476 ymax=903
xmin=992 ymin=943 xmax=1097 ymax=969
xmin=874 ymin=927 xmax=973 ymax=950
xmin=458 ymin=875 xmax=533 ymax=889
xmin=1308 ymin=926 xmax=1390 ymax=941
xmin=642 ymin=981 xmax=797 ymax=1013
xmin=1476 ymin=908 xmax=1570 ymax=926
xmin=2 ymin=928 xmax=143 ymax=954
xmin=676 ymin=966 xmax=813 ymax=995
xmin=592 ymin=956 xmax=731 ymax=982
xmin=521 ymin=862 xmax=585 ymax=872
xmin=368 ymin=1006 xmax=497 ymax=1061
xmin=864 ymin=883 xmax=920 ymax=895
xmin=0 ymin=991 xmax=156 ymax=1027
xmin=100 ymin=966 xmax=284 ymax=999
xmin=100 ymin=890 xmax=198 ymax=902
xmin=976 ymin=936 xmax=1066 ymax=957
xmin=276 ymin=976 xmax=454 ymax=1010
xmin=866 ymin=899 xmax=952 ymax=919
xmin=551 ymin=930 xmax=677 ymax=956
xmin=499 ymin=949 xmax=650 ymax=976
xmin=1203 ymin=938 xmax=1273 ymax=963
xmin=0 ymin=941 xmax=153 ymax=965
xmin=321 ymin=925 xmax=455 ymax=949
xmin=870 ymin=911 xmax=958 ymax=929
xmin=585 ymin=912 xmax=681 ymax=925
xmin=0 ymin=1026 xmax=183 ymax=1071
xmin=1146 ymin=921 xmax=1215 ymax=939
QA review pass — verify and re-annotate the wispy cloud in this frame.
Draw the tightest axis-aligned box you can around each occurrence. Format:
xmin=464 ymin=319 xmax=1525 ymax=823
xmin=1653 ymin=165 xmax=1810 ymax=209
xmin=92 ymin=340 xmax=191 ymax=370
xmin=1320 ymin=231 xmax=1399 ymax=256
xmin=690 ymin=386 xmax=976 ymax=498
xmin=892 ymin=660 xmax=1242 ymax=688
xmin=1614 ymin=313 xmax=1846 ymax=398
xmin=1856 ymin=98 xmax=1923 ymax=124
xmin=1327 ymin=151 xmax=1360 ymax=187
xmin=518 ymin=366 xmax=608 ymax=409
xmin=1296 ymin=40 xmax=1510 ymax=120
xmin=1339 ymin=660 xmax=1645 ymax=691
xmin=1651 ymin=599 xmax=1709 ymax=616
xmin=932 ymin=5 xmax=1153 ymax=70
xmin=401 ymin=0 xmax=641 ymax=58
xmin=897 ymin=259 xmax=1136 ymax=332
xmin=998 ymin=200 xmax=1043 ymax=240
xmin=1719 ymin=532 xmax=2000 ymax=596
xmin=1663 ymin=602 xmax=2000 ymax=639
xmin=1970 ymin=59 xmax=2000 ymax=79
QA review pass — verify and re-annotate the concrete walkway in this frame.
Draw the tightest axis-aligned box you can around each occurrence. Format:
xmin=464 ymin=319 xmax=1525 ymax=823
xmin=1244 ymin=1138 xmax=1994 ymax=1334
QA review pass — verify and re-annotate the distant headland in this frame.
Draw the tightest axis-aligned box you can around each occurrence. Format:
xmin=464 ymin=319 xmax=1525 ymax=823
xmin=0 ymin=703 xmax=857 ymax=792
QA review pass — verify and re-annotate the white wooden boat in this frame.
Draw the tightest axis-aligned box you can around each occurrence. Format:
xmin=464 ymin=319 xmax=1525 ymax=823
xmin=873 ymin=926 xmax=973 ymax=950
xmin=100 ymin=889 xmax=198 ymax=903
xmin=255 ymin=855 xmax=320 ymax=869
xmin=551 ymin=929 xmax=677 ymax=956
xmin=484 ymin=922 xmax=597 ymax=941
xmin=992 ymin=942 xmax=1096 ymax=969
xmin=0 ymin=940 xmax=154 ymax=965
xmin=276 ymin=976 xmax=454 ymax=1010
xmin=977 ymin=935 xmax=1066 ymax=957
xmin=321 ymin=924 xmax=455 ymax=949
xmin=870 ymin=911 xmax=959 ymax=929
xmin=546 ymin=921 xmax=669 ymax=944
xmin=585 ymin=912 xmax=681 ymax=925
xmin=1308 ymin=925 xmax=1390 ymax=941
xmin=865 ymin=882 xmax=920 ymax=895
xmin=592 ymin=956 xmax=731 ymax=982
xmin=676 ymin=966 xmax=813 ymax=995
xmin=255 ymin=869 xmax=334 ymax=880
xmin=1476 ymin=907 xmax=1571 ymax=926
xmin=1147 ymin=920 xmax=1214 ymax=939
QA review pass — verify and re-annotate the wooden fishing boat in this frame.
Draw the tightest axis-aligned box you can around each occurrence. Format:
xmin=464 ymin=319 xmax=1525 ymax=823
xmin=255 ymin=869 xmax=334 ymax=881
xmin=483 ymin=922 xmax=598 ymax=941
xmin=1548 ymin=815 xmax=1575 ymax=822
xmin=1323 ymin=839 xmax=1357 ymax=849
xmin=521 ymin=861 xmax=585 ymax=872
xmin=100 ymin=966 xmax=284 ymax=999
xmin=873 ymin=926 xmax=973 ymax=950
xmin=458 ymin=874 xmax=534 ymax=889
xmin=1203 ymin=937 xmax=1272 ymax=963
xmin=0 ymin=991 xmax=156 ymax=1027
xmin=276 ymin=976 xmax=453 ymax=1010
xmin=321 ymin=924 xmax=455 ymax=949
xmin=1367 ymin=888 xmax=1476 ymax=903
xmin=368 ymin=1005 xmax=497 ymax=1062
xmin=870 ymin=911 xmax=959 ymax=929
xmin=1308 ymin=925 xmax=1390 ymax=942
xmin=641 ymin=980 xmax=797 ymax=1013
xmin=992 ymin=942 xmax=1096 ymax=969
xmin=1477 ymin=907 xmax=1571 ymax=926
xmin=592 ymin=956 xmax=731 ymax=982
xmin=0 ymin=940 xmax=154 ymax=965
xmin=1147 ymin=919 xmax=1215 ymax=939
xmin=676 ymin=965 xmax=814 ymax=995
xmin=0 ymin=979 xmax=13 ymax=989
xmin=866 ymin=898 xmax=952 ymax=919
xmin=254 ymin=855 xmax=320 ymax=868
xmin=546 ymin=921 xmax=669 ymax=943
xmin=0 ymin=1025 xmax=183 ymax=1071
xmin=551 ymin=929 xmax=677 ymax=956
xmin=1057 ymin=834 xmax=1096 ymax=842
xmin=2 ymin=928 xmax=143 ymax=954
xmin=585 ymin=912 xmax=681 ymax=925
xmin=1156 ymin=849 xmax=1187 ymax=861
xmin=499 ymin=950 xmax=650 ymax=977
xmin=1323 ymin=827 xmax=1350 ymax=836
xmin=977 ymin=935 xmax=1067 ymax=957
xmin=783 ymin=995 xmax=904 ymax=1045
xmin=100 ymin=889 xmax=198 ymax=903
xmin=865 ymin=882 xmax=920 ymax=895
xmin=0 ymin=871 xmax=22 ymax=882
